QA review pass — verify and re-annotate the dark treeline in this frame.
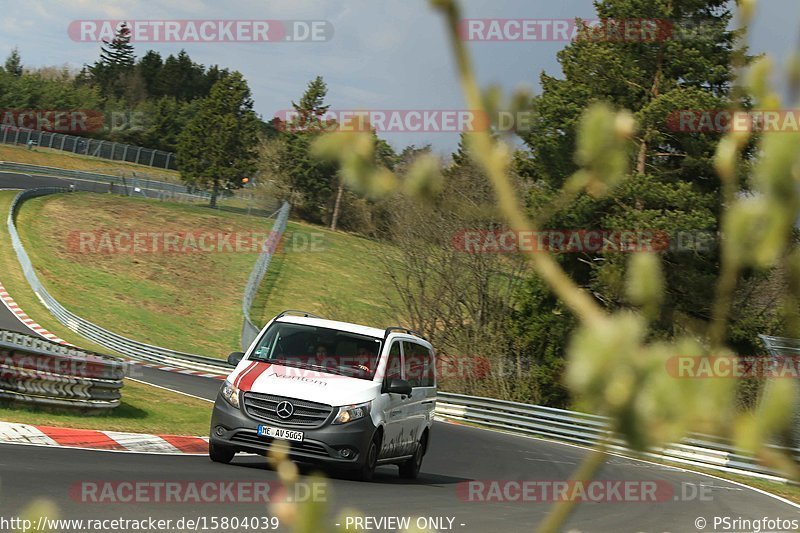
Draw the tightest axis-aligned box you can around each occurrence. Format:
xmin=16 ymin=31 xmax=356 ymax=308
xmin=0 ymin=23 xmax=236 ymax=152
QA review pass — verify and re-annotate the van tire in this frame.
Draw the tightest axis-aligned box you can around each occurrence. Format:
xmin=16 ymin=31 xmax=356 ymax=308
xmin=357 ymin=433 xmax=381 ymax=481
xmin=209 ymin=442 xmax=236 ymax=464
xmin=399 ymin=433 xmax=427 ymax=479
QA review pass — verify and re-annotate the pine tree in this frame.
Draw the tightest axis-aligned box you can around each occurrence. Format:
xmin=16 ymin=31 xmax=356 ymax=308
xmin=159 ymin=51 xmax=206 ymax=101
xmin=276 ymin=77 xmax=337 ymax=222
xmin=524 ymin=0 xmax=738 ymax=194
xmin=4 ymin=47 xmax=23 ymax=77
xmin=88 ymin=22 xmax=136 ymax=98
xmin=177 ymin=72 xmax=261 ymax=208
xmin=99 ymin=22 xmax=135 ymax=68
xmin=137 ymin=50 xmax=163 ymax=98
xmin=291 ymin=76 xmax=330 ymax=130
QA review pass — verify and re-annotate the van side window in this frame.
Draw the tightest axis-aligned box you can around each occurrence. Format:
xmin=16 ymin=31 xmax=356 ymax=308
xmin=403 ymin=342 xmax=435 ymax=388
xmin=420 ymin=346 xmax=435 ymax=387
xmin=385 ymin=341 xmax=403 ymax=382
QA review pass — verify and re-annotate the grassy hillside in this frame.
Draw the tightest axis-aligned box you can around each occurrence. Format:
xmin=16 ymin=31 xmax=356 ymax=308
xmin=15 ymin=193 xmax=274 ymax=357
xmin=251 ymin=224 xmax=402 ymax=328
xmin=2 ymin=191 xmax=397 ymax=358
xmin=0 ymin=190 xmax=119 ymax=354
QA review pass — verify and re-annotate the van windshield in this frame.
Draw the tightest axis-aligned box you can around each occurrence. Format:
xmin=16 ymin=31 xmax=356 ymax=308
xmin=249 ymin=322 xmax=382 ymax=381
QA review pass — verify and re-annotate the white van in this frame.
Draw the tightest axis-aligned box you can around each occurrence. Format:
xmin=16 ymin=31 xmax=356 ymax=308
xmin=209 ymin=311 xmax=437 ymax=481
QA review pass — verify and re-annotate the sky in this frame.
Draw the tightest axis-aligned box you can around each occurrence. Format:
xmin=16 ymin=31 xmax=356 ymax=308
xmin=0 ymin=0 xmax=798 ymax=155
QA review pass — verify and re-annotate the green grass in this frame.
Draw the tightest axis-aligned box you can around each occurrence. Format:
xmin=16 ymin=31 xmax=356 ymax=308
xmin=0 ymin=379 xmax=212 ymax=435
xmin=250 ymin=221 xmax=401 ymax=329
xmin=13 ymin=192 xmax=278 ymax=358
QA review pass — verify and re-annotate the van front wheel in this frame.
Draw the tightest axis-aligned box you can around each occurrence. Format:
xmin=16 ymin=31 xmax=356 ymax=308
xmin=399 ymin=433 xmax=426 ymax=479
xmin=357 ymin=434 xmax=380 ymax=481
xmin=209 ymin=442 xmax=236 ymax=464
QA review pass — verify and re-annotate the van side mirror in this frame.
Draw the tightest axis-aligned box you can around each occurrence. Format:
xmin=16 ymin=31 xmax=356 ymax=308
xmin=386 ymin=378 xmax=412 ymax=396
xmin=227 ymin=352 xmax=245 ymax=367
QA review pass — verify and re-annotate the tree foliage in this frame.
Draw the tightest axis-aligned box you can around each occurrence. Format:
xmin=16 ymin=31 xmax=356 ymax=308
xmin=177 ymin=72 xmax=260 ymax=207
xmin=513 ymin=0 xmax=775 ymax=361
xmin=3 ymin=47 xmax=23 ymax=77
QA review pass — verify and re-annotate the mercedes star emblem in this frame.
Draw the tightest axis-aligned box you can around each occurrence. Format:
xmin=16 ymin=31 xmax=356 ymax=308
xmin=276 ymin=401 xmax=294 ymax=419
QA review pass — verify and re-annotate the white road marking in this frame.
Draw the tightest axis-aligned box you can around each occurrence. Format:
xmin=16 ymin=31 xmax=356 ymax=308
xmin=126 ymin=377 xmax=215 ymax=403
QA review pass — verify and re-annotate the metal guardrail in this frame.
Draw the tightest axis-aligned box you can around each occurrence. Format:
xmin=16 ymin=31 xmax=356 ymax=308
xmin=1 ymin=124 xmax=176 ymax=169
xmin=759 ymin=334 xmax=800 ymax=447
xmin=7 ymin=188 xmax=229 ymax=372
xmin=760 ymin=334 xmax=800 ymax=356
xmin=0 ymin=161 xmax=209 ymax=202
xmin=435 ymin=391 xmax=800 ymax=483
xmin=0 ymin=161 xmax=282 ymax=216
xmin=0 ymin=329 xmax=124 ymax=409
xmin=241 ymin=202 xmax=291 ymax=351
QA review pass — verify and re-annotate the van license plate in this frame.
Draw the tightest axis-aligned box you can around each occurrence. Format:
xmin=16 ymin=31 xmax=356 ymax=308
xmin=257 ymin=425 xmax=304 ymax=442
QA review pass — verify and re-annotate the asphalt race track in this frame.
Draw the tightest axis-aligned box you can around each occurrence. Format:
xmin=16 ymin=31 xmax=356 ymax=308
xmin=0 ymin=171 xmax=69 ymax=190
xmin=0 ymin=300 xmax=27 ymax=335
xmin=1 ymin=175 xmax=799 ymax=531
xmin=1 ymin=418 xmax=798 ymax=532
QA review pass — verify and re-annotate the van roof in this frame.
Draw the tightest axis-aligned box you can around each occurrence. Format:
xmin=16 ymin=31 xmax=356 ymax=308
xmin=275 ymin=315 xmax=388 ymax=339
xmin=274 ymin=315 xmax=428 ymax=344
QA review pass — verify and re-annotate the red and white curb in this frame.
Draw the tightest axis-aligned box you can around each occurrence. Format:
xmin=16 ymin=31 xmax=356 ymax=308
xmin=0 ymin=281 xmax=70 ymax=345
xmin=0 ymin=421 xmax=209 ymax=455
xmin=0 ymin=281 xmax=227 ymax=380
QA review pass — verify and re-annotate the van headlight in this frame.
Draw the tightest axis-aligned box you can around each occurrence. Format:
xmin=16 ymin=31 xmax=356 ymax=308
xmin=221 ymin=380 xmax=241 ymax=409
xmin=332 ymin=401 xmax=371 ymax=424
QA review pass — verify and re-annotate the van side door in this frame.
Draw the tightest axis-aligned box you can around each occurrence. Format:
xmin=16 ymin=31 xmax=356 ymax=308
xmin=377 ymin=340 xmax=407 ymax=459
xmin=401 ymin=341 xmax=436 ymax=454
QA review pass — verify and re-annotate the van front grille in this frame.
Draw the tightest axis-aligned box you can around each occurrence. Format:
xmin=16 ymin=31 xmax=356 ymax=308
xmin=242 ymin=392 xmax=333 ymax=428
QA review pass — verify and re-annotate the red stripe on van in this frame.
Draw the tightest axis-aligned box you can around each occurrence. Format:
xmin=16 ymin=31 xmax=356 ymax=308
xmin=238 ymin=363 xmax=272 ymax=392
xmin=233 ymin=361 xmax=257 ymax=388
